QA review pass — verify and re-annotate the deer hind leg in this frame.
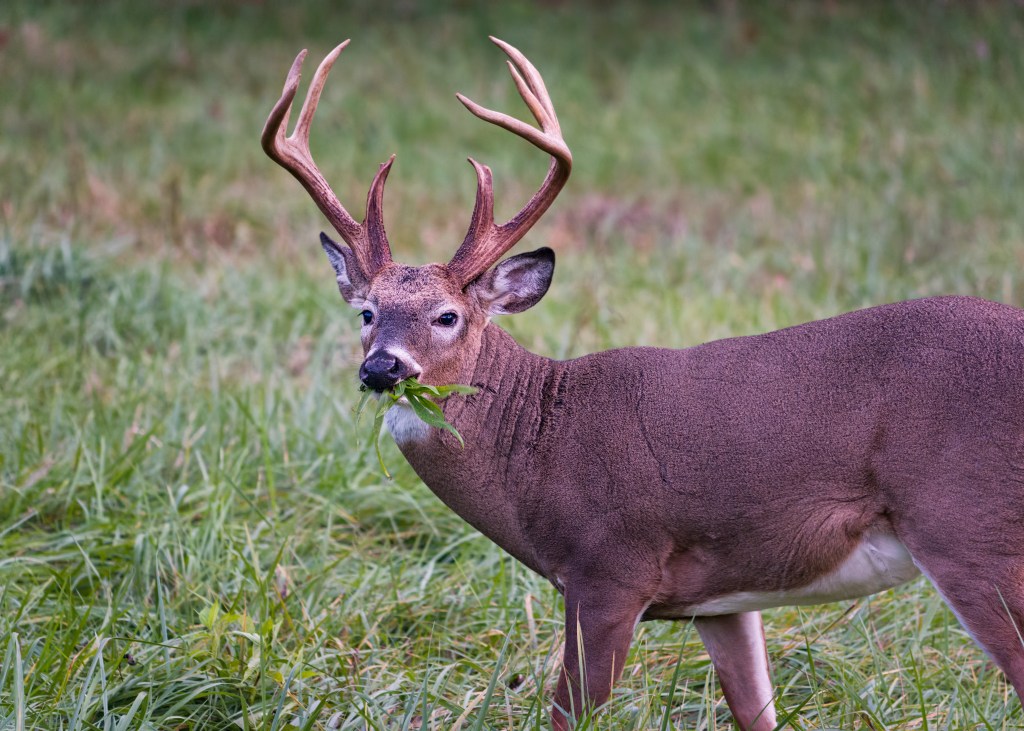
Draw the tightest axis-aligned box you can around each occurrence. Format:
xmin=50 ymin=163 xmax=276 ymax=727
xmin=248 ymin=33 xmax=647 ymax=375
xmin=896 ymin=488 xmax=1024 ymax=701
xmin=907 ymin=546 xmax=1024 ymax=697
xmin=694 ymin=612 xmax=777 ymax=731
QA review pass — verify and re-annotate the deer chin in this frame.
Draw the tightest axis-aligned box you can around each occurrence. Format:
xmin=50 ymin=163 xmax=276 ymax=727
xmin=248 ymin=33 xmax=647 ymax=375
xmin=384 ymin=401 xmax=430 ymax=445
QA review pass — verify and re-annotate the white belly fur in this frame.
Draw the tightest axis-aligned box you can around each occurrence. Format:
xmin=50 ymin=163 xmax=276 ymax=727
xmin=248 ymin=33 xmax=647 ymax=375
xmin=686 ymin=530 xmax=921 ymax=616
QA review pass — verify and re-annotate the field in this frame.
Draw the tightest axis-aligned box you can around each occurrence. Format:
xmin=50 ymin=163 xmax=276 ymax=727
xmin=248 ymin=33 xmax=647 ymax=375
xmin=3 ymin=1 xmax=1024 ymax=728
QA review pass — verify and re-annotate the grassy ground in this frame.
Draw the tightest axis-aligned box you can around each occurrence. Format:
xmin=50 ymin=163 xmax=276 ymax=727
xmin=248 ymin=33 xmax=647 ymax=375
xmin=2 ymin=1 xmax=1024 ymax=728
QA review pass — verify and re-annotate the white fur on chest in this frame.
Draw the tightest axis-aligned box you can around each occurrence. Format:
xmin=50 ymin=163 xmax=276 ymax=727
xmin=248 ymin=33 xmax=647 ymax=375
xmin=685 ymin=531 xmax=921 ymax=616
xmin=384 ymin=402 xmax=429 ymax=445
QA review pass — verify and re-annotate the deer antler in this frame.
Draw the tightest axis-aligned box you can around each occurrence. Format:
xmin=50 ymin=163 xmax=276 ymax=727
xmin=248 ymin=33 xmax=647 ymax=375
xmin=447 ymin=37 xmax=573 ymax=287
xmin=262 ymin=41 xmax=394 ymax=278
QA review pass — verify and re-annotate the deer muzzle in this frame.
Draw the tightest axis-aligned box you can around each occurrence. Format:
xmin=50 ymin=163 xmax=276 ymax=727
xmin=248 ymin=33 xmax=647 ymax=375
xmin=360 ymin=350 xmax=417 ymax=392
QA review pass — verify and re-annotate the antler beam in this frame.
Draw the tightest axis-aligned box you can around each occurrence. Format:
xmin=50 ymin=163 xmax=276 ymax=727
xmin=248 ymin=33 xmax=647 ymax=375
xmin=262 ymin=41 xmax=394 ymax=278
xmin=447 ymin=37 xmax=573 ymax=287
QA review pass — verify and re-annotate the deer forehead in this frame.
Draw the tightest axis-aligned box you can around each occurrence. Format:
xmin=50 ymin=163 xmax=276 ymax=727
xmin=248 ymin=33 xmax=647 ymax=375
xmin=367 ymin=264 xmax=470 ymax=311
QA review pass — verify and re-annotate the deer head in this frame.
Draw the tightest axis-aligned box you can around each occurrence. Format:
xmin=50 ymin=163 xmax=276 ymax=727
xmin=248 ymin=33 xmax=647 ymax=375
xmin=262 ymin=38 xmax=572 ymax=391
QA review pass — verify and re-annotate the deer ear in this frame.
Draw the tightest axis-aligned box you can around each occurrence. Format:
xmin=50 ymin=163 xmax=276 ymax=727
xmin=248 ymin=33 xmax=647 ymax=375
xmin=320 ymin=232 xmax=368 ymax=307
xmin=470 ymin=247 xmax=555 ymax=315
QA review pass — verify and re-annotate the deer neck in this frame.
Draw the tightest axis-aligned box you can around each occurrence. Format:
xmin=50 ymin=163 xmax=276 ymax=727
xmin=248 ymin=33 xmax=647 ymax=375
xmin=388 ymin=322 xmax=559 ymax=571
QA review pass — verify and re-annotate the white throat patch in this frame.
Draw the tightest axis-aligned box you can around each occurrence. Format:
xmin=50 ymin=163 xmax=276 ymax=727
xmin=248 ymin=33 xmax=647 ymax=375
xmin=384 ymin=401 xmax=429 ymax=445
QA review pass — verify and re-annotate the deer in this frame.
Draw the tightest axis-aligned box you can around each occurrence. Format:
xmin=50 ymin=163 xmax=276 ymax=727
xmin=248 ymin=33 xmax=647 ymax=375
xmin=261 ymin=37 xmax=1024 ymax=730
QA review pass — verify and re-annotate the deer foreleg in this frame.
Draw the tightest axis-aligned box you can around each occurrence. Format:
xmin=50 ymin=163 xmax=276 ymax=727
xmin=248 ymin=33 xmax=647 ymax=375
xmin=551 ymin=587 xmax=648 ymax=730
xmin=694 ymin=611 xmax=777 ymax=731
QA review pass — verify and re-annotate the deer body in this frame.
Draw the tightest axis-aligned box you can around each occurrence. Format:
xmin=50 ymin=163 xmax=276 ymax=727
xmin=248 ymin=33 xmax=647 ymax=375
xmin=389 ymin=294 xmax=1024 ymax=726
xmin=398 ymin=296 xmax=1020 ymax=614
xmin=262 ymin=40 xmax=1024 ymax=730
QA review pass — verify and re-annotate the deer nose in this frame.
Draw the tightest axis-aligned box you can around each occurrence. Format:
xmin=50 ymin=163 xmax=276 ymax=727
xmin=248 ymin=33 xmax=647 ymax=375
xmin=359 ymin=351 xmax=412 ymax=392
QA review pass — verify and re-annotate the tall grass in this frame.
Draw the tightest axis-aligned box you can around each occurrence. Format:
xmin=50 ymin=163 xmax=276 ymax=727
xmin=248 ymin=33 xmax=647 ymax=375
xmin=2 ymin=1 xmax=1023 ymax=728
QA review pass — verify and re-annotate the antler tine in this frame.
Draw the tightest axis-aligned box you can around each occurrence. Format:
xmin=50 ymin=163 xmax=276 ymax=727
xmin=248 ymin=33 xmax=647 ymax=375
xmin=496 ymin=37 xmax=560 ymax=132
xmin=262 ymin=50 xmax=306 ymax=162
xmin=463 ymin=158 xmax=496 ymax=244
xmin=293 ymin=41 xmax=347 ymax=147
xmin=262 ymin=42 xmax=393 ymax=277
xmin=448 ymin=37 xmax=573 ymax=287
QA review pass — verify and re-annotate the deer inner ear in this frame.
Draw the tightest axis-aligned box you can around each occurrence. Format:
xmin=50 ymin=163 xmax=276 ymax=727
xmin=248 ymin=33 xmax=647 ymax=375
xmin=472 ymin=247 xmax=555 ymax=315
xmin=320 ymin=232 xmax=369 ymax=307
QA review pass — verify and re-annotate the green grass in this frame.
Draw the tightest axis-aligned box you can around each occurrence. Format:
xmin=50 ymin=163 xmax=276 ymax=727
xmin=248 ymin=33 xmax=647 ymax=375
xmin=2 ymin=1 xmax=1024 ymax=728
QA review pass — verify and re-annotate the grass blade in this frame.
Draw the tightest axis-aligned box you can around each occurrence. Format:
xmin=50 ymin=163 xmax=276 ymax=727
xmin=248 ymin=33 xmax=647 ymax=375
xmin=471 ymin=628 xmax=513 ymax=731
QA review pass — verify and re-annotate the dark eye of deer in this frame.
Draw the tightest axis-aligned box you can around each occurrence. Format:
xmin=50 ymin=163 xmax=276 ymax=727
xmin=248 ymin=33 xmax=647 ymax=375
xmin=360 ymin=310 xmax=373 ymax=325
xmin=436 ymin=312 xmax=458 ymax=327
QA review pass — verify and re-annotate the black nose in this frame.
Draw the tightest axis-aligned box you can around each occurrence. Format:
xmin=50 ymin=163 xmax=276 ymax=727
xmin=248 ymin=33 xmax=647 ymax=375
xmin=359 ymin=351 xmax=409 ymax=392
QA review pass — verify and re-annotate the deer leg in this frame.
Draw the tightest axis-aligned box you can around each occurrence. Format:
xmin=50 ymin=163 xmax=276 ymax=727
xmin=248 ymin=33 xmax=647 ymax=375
xmin=551 ymin=586 xmax=649 ymax=730
xmin=887 ymin=467 xmax=1024 ymax=703
xmin=694 ymin=611 xmax=777 ymax=731
xmin=907 ymin=545 xmax=1024 ymax=698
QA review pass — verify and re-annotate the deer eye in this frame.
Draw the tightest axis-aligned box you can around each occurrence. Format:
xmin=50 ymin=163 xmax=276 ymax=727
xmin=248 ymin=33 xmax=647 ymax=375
xmin=360 ymin=310 xmax=374 ymax=325
xmin=436 ymin=312 xmax=458 ymax=327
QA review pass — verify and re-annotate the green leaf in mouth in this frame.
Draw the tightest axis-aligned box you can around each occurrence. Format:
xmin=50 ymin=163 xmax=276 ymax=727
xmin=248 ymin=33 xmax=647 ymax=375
xmin=356 ymin=378 xmax=478 ymax=477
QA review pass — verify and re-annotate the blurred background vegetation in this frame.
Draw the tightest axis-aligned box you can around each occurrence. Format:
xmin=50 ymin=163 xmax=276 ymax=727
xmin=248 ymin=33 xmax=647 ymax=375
xmin=2 ymin=1 xmax=1023 ymax=729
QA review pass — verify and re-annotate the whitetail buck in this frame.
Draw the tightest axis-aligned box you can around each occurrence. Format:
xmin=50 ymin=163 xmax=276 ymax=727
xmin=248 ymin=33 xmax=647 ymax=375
xmin=262 ymin=38 xmax=1024 ymax=729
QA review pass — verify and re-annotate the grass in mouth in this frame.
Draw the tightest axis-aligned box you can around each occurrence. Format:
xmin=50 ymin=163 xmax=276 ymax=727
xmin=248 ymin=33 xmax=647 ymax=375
xmin=356 ymin=378 xmax=477 ymax=477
